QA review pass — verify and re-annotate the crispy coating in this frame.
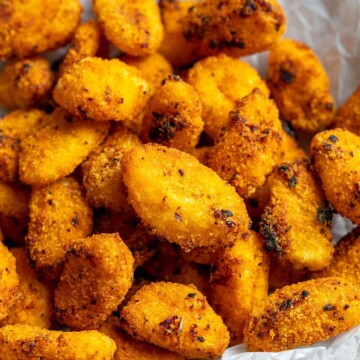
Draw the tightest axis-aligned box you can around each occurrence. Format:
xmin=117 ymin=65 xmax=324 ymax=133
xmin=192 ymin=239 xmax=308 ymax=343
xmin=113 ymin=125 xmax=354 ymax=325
xmin=121 ymin=282 xmax=230 ymax=359
xmin=333 ymin=86 xmax=360 ymax=136
xmin=121 ymin=53 xmax=173 ymax=96
xmin=0 ymin=181 xmax=30 ymax=244
xmin=19 ymin=107 xmax=109 ymax=186
xmin=141 ymin=243 xmax=210 ymax=297
xmin=82 ymin=125 xmax=141 ymax=211
xmin=54 ymin=233 xmax=134 ymax=330
xmin=93 ymin=0 xmax=163 ymax=56
xmin=93 ymin=207 xmax=157 ymax=268
xmin=0 ymin=325 xmax=116 ymax=360
xmin=187 ymin=54 xmax=270 ymax=138
xmin=210 ymin=231 xmax=269 ymax=345
xmin=244 ymin=277 xmax=360 ymax=352
xmin=269 ymin=256 xmax=310 ymax=292
xmin=260 ymin=159 xmax=334 ymax=271
xmin=267 ymin=39 xmax=335 ymax=132
xmin=277 ymin=130 xmax=307 ymax=163
xmin=0 ymin=242 xmax=19 ymax=321
xmin=158 ymin=0 xmax=199 ymax=67
xmin=311 ymin=128 xmax=360 ymax=225
xmin=0 ymin=0 xmax=81 ymax=60
xmin=99 ymin=323 xmax=184 ymax=360
xmin=208 ymin=89 xmax=283 ymax=198
xmin=313 ymin=229 xmax=360 ymax=284
xmin=0 ymin=109 xmax=48 ymax=182
xmin=183 ymin=0 xmax=286 ymax=58
xmin=122 ymin=144 xmax=250 ymax=252
xmin=141 ymin=75 xmax=204 ymax=151
xmin=1 ymin=247 xmax=52 ymax=328
xmin=54 ymin=57 xmax=150 ymax=122
xmin=59 ymin=20 xmax=102 ymax=76
xmin=0 ymin=57 xmax=54 ymax=110
xmin=27 ymin=177 xmax=93 ymax=279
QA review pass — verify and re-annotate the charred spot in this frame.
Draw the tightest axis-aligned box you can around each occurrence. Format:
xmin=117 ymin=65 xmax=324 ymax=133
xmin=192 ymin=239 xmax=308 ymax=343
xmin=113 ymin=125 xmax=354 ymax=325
xmin=279 ymin=299 xmax=292 ymax=310
xmin=47 ymin=199 xmax=53 ymax=206
xmin=350 ymin=151 xmax=354 ymax=157
xmin=259 ymin=221 xmax=283 ymax=256
xmin=209 ymin=39 xmax=246 ymax=50
xmin=301 ymin=290 xmax=309 ymax=298
xmin=280 ymin=68 xmax=296 ymax=84
xmin=175 ymin=213 xmax=182 ymax=222
xmin=178 ymin=169 xmax=184 ymax=176
xmin=317 ymin=206 xmax=333 ymax=224
xmin=71 ymin=214 xmax=79 ymax=227
xmin=288 ymin=176 xmax=298 ymax=188
xmin=149 ymin=112 xmax=189 ymax=142
xmin=240 ymin=0 xmax=258 ymax=17
xmin=278 ymin=164 xmax=290 ymax=172
xmin=197 ymin=336 xmax=205 ymax=342
xmin=214 ymin=209 xmax=235 ymax=228
xmin=344 ymin=304 xmax=350 ymax=310
xmin=328 ymin=135 xmax=339 ymax=143
xmin=159 ymin=315 xmax=179 ymax=334
xmin=323 ymin=304 xmax=336 ymax=311
xmin=90 ymin=298 xmax=97 ymax=305
xmin=187 ymin=293 xmax=197 ymax=298
xmin=21 ymin=62 xmax=32 ymax=73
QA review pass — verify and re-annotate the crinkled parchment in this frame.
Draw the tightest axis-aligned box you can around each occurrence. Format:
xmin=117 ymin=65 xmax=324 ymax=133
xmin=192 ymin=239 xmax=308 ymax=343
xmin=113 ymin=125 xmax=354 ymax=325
xmin=1 ymin=0 xmax=360 ymax=358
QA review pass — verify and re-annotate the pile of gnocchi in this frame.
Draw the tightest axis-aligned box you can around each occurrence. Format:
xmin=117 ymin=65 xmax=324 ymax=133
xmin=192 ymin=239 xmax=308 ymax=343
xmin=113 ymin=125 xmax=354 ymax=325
xmin=0 ymin=0 xmax=360 ymax=359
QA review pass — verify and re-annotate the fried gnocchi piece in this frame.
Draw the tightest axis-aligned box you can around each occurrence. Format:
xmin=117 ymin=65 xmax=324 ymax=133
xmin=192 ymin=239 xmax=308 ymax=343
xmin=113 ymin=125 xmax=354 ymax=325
xmin=0 ymin=324 xmax=116 ymax=360
xmin=0 ymin=242 xmax=19 ymax=321
xmin=311 ymin=129 xmax=360 ymax=224
xmin=54 ymin=233 xmax=134 ymax=330
xmin=99 ymin=323 xmax=184 ymax=360
xmin=27 ymin=177 xmax=93 ymax=279
xmin=121 ymin=53 xmax=173 ymax=96
xmin=269 ymin=256 xmax=309 ymax=292
xmin=93 ymin=0 xmax=163 ymax=56
xmin=82 ymin=125 xmax=141 ymax=212
xmin=267 ymin=39 xmax=335 ymax=132
xmin=0 ymin=109 xmax=48 ymax=182
xmin=277 ymin=130 xmax=307 ymax=163
xmin=333 ymin=86 xmax=360 ymax=135
xmin=244 ymin=277 xmax=360 ymax=352
xmin=59 ymin=20 xmax=102 ymax=76
xmin=158 ymin=0 xmax=198 ymax=67
xmin=54 ymin=57 xmax=150 ymax=122
xmin=93 ymin=207 xmax=157 ymax=268
xmin=122 ymin=144 xmax=251 ymax=252
xmin=260 ymin=160 xmax=334 ymax=271
xmin=19 ymin=107 xmax=109 ymax=186
xmin=121 ymin=282 xmax=230 ymax=359
xmin=208 ymin=89 xmax=283 ymax=198
xmin=1 ymin=247 xmax=52 ymax=328
xmin=142 ymin=243 xmax=210 ymax=297
xmin=0 ymin=181 xmax=30 ymax=244
xmin=210 ymin=231 xmax=269 ymax=345
xmin=0 ymin=0 xmax=81 ymax=60
xmin=141 ymin=75 xmax=204 ymax=151
xmin=0 ymin=57 xmax=54 ymax=110
xmin=187 ymin=55 xmax=270 ymax=138
xmin=183 ymin=0 xmax=286 ymax=58
xmin=314 ymin=229 xmax=360 ymax=284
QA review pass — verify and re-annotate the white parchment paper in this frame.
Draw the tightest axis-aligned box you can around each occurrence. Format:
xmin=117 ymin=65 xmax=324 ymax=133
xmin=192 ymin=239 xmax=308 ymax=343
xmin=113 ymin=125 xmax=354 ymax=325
xmin=1 ymin=0 xmax=360 ymax=358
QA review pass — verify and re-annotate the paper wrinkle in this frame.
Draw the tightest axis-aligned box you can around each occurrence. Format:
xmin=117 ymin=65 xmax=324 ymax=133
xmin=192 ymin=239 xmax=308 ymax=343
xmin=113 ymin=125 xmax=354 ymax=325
xmin=1 ymin=0 xmax=360 ymax=358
